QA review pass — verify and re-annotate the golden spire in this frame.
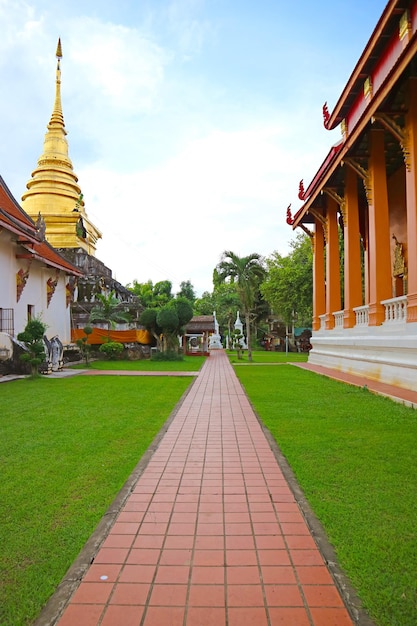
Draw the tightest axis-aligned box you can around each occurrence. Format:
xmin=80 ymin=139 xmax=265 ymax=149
xmin=56 ymin=37 xmax=62 ymax=58
xmin=22 ymin=39 xmax=101 ymax=254
xmin=48 ymin=37 xmax=65 ymax=131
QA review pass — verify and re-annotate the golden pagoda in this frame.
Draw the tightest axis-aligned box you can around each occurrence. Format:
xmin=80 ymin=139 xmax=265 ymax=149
xmin=21 ymin=38 xmax=101 ymax=255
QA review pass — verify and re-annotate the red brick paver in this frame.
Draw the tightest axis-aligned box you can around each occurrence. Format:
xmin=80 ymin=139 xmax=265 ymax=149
xmin=56 ymin=351 xmax=355 ymax=626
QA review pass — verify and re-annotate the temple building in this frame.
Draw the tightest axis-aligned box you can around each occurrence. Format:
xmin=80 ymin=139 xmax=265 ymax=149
xmin=21 ymin=39 xmax=143 ymax=336
xmin=288 ymin=0 xmax=417 ymax=393
xmin=0 ymin=174 xmax=82 ymax=372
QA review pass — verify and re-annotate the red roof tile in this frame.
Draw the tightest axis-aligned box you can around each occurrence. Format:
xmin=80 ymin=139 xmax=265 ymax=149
xmin=0 ymin=174 xmax=82 ymax=276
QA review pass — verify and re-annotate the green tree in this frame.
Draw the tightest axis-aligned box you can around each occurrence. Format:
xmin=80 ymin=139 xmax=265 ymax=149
xmin=261 ymin=233 xmax=313 ymax=327
xmin=216 ymin=251 xmax=266 ymax=362
xmin=139 ymin=308 xmax=162 ymax=350
xmin=177 ymin=280 xmax=196 ymax=303
xmin=17 ymin=317 xmax=47 ymax=376
xmin=194 ymin=291 xmax=216 ymax=316
xmin=213 ymin=284 xmax=241 ymax=341
xmin=251 ymin=286 xmax=271 ymax=344
xmin=173 ymin=297 xmax=194 ymax=332
xmin=156 ymin=307 xmax=179 ymax=352
xmin=127 ymin=279 xmax=173 ymax=308
xmin=153 ymin=280 xmax=173 ymax=306
xmin=194 ymin=284 xmax=241 ymax=345
xmin=140 ymin=297 xmax=193 ymax=354
xmin=128 ymin=280 xmax=155 ymax=308
xmin=157 ymin=298 xmax=194 ymax=353
xmin=89 ymin=291 xmax=131 ymax=340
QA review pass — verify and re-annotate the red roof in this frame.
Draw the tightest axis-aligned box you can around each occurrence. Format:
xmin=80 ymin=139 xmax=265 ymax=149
xmin=292 ymin=0 xmax=417 ymax=227
xmin=0 ymin=175 xmax=82 ymax=276
xmin=298 ymin=141 xmax=343 ymax=202
xmin=0 ymin=175 xmax=38 ymax=239
xmin=325 ymin=0 xmax=417 ymax=133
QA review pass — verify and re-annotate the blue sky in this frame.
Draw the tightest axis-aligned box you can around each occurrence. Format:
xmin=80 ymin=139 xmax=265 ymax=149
xmin=0 ymin=0 xmax=387 ymax=295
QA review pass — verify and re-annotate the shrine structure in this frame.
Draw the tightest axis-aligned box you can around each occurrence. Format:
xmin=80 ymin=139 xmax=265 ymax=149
xmin=22 ymin=39 xmax=101 ymax=255
xmin=288 ymin=0 xmax=417 ymax=392
xmin=20 ymin=40 xmax=145 ymax=341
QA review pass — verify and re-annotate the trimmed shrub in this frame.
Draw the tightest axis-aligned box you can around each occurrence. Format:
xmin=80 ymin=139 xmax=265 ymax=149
xmin=99 ymin=341 xmax=124 ymax=360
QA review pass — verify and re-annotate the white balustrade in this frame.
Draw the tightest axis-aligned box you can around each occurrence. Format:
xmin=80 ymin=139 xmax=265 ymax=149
xmin=381 ymin=296 xmax=407 ymax=323
xmin=333 ymin=310 xmax=345 ymax=329
xmin=319 ymin=314 xmax=326 ymax=330
xmin=353 ymin=305 xmax=369 ymax=326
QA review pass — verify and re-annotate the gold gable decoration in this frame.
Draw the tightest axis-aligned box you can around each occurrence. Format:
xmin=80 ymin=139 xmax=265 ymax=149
xmin=66 ymin=276 xmax=77 ymax=308
xmin=47 ymin=270 xmax=60 ymax=307
xmin=392 ymin=235 xmax=406 ymax=277
xmin=16 ymin=262 xmax=31 ymax=302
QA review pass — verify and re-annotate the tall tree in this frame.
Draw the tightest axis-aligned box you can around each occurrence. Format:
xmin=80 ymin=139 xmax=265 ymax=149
xmin=153 ymin=280 xmax=173 ymax=306
xmin=127 ymin=279 xmax=173 ymax=308
xmin=128 ymin=280 xmax=155 ymax=308
xmin=177 ymin=280 xmax=196 ymax=303
xmin=89 ymin=291 xmax=131 ymax=340
xmin=194 ymin=291 xmax=216 ymax=316
xmin=261 ymin=233 xmax=313 ymax=327
xmin=140 ymin=297 xmax=193 ymax=353
xmin=139 ymin=308 xmax=162 ymax=350
xmin=216 ymin=251 xmax=265 ymax=362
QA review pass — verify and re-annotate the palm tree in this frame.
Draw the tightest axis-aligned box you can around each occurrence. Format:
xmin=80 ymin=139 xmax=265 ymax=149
xmin=89 ymin=291 xmax=130 ymax=340
xmin=216 ymin=251 xmax=265 ymax=362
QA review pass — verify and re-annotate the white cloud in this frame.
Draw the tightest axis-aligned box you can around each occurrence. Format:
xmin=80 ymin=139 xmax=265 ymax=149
xmin=67 ymin=19 xmax=171 ymax=115
xmin=79 ymin=120 xmax=318 ymax=295
xmin=0 ymin=0 xmax=370 ymax=298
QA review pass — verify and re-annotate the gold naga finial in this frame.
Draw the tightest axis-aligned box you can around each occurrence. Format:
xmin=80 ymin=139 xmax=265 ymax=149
xmin=56 ymin=38 xmax=62 ymax=60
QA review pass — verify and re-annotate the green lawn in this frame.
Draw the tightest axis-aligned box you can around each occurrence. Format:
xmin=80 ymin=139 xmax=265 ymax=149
xmin=227 ymin=349 xmax=309 ymax=364
xmin=0 ymin=375 xmax=192 ymax=626
xmin=2 ymin=358 xmax=416 ymax=626
xmin=234 ymin=363 xmax=417 ymax=626
xmin=71 ymin=355 xmax=206 ymax=371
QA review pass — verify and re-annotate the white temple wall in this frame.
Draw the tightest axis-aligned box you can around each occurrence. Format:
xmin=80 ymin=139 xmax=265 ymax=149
xmin=0 ymin=230 xmax=72 ymax=342
xmin=309 ymin=323 xmax=417 ymax=392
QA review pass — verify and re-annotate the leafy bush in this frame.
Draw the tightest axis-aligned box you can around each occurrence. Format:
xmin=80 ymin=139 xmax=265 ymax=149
xmin=231 ymin=328 xmax=244 ymax=359
xmin=98 ymin=341 xmax=124 ymax=360
xmin=75 ymin=325 xmax=93 ymax=366
xmin=17 ymin=318 xmax=47 ymax=376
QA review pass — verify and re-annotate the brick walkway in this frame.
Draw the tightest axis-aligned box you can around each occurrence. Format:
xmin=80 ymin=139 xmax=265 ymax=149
xmin=54 ymin=350 xmax=357 ymax=626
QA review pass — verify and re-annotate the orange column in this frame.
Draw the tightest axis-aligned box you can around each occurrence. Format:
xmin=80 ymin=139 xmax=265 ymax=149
xmin=343 ymin=166 xmax=363 ymax=327
xmin=312 ymin=220 xmax=325 ymax=331
xmin=405 ymin=77 xmax=417 ymax=322
xmin=325 ymin=197 xmax=341 ymax=330
xmin=367 ymin=128 xmax=392 ymax=325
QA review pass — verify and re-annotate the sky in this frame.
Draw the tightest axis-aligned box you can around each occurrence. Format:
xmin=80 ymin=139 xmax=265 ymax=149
xmin=0 ymin=0 xmax=388 ymax=296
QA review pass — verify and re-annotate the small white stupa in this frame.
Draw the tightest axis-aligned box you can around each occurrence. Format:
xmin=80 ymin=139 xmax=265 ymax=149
xmin=208 ymin=311 xmax=223 ymax=349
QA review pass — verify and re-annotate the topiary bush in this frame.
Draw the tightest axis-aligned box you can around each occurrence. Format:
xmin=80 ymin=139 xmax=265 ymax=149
xmin=17 ymin=318 xmax=47 ymax=376
xmin=99 ymin=341 xmax=124 ymax=360
xmin=75 ymin=325 xmax=93 ymax=366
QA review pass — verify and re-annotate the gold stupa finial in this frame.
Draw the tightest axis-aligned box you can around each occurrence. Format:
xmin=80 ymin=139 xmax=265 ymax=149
xmin=56 ymin=38 xmax=62 ymax=60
